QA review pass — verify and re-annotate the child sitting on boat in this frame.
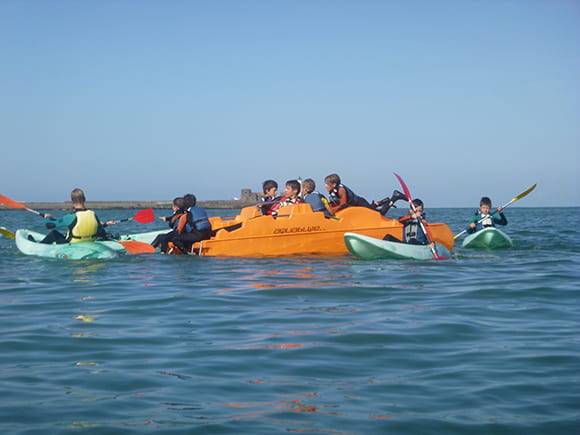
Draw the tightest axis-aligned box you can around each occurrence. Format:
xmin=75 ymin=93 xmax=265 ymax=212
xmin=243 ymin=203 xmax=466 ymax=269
xmin=301 ymin=178 xmax=334 ymax=217
xmin=269 ymin=180 xmax=302 ymax=216
xmin=383 ymin=198 xmax=435 ymax=249
xmin=259 ymin=179 xmax=280 ymax=215
xmin=324 ymin=173 xmax=374 ymax=213
xmin=150 ymin=197 xmax=185 ymax=253
xmin=324 ymin=173 xmax=405 ymax=215
xmin=466 ymin=197 xmax=507 ymax=234
xmin=171 ymin=193 xmax=212 ymax=254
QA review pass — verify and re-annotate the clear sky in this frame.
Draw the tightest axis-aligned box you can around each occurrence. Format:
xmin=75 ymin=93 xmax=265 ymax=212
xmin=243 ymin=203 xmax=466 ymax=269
xmin=1 ymin=0 xmax=578 ymax=207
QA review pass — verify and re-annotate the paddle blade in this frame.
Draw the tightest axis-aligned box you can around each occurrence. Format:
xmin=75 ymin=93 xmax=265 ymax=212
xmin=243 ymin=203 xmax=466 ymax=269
xmin=393 ymin=173 xmax=412 ymax=203
xmin=0 ymin=227 xmax=15 ymax=239
xmin=432 ymin=249 xmax=448 ymax=260
xmin=133 ymin=208 xmax=155 ymax=224
xmin=0 ymin=194 xmax=29 ymax=210
xmin=118 ymin=241 xmax=155 ymax=254
xmin=513 ymin=183 xmax=537 ymax=202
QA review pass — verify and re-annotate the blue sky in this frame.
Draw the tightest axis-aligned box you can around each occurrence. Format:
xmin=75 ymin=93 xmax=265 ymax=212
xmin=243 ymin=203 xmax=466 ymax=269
xmin=1 ymin=0 xmax=578 ymax=207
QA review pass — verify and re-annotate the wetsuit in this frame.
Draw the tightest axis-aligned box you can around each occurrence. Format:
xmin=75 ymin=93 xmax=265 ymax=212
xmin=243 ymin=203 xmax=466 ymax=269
xmin=151 ymin=210 xmax=186 ymax=253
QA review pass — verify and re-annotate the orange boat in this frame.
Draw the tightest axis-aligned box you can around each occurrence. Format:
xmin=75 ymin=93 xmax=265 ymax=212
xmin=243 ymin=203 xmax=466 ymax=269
xmin=183 ymin=203 xmax=454 ymax=257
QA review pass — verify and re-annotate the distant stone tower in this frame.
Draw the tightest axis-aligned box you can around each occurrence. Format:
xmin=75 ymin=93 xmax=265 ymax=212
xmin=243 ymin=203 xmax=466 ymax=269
xmin=241 ymin=189 xmax=260 ymax=203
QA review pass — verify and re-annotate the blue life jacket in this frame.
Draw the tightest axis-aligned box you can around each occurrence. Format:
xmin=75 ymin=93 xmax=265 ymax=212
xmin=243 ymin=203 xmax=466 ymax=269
xmin=304 ymin=192 xmax=328 ymax=215
xmin=189 ymin=206 xmax=211 ymax=232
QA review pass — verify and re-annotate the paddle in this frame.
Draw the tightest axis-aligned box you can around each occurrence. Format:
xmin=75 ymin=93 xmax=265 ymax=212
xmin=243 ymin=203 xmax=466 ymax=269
xmin=107 ymin=208 xmax=155 ymax=225
xmin=0 ymin=194 xmax=46 ymax=216
xmin=453 ymin=183 xmax=537 ymax=239
xmin=393 ymin=173 xmax=447 ymax=260
xmin=0 ymin=194 xmax=155 ymax=254
xmin=0 ymin=227 xmax=15 ymax=239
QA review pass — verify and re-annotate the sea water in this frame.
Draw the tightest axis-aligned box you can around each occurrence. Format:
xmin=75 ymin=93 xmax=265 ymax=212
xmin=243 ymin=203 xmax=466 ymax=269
xmin=0 ymin=207 xmax=578 ymax=434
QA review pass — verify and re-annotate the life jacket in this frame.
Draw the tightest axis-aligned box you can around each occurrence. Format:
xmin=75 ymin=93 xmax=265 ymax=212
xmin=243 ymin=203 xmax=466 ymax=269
xmin=261 ymin=195 xmax=280 ymax=215
xmin=170 ymin=212 xmax=186 ymax=230
xmin=189 ymin=206 xmax=211 ymax=232
xmin=270 ymin=196 xmax=302 ymax=215
xmin=68 ymin=209 xmax=99 ymax=243
xmin=328 ymin=184 xmax=359 ymax=206
xmin=475 ymin=212 xmax=495 ymax=231
xmin=304 ymin=192 xmax=329 ymax=214
xmin=175 ymin=207 xmax=210 ymax=235
xmin=400 ymin=215 xmax=428 ymax=245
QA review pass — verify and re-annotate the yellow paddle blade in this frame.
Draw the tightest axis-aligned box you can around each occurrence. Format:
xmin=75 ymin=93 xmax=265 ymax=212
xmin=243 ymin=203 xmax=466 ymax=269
xmin=0 ymin=227 xmax=15 ymax=239
xmin=513 ymin=183 xmax=537 ymax=201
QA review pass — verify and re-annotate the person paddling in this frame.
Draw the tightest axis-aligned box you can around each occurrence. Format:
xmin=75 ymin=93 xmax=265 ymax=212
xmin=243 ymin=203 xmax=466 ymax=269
xmin=383 ymin=198 xmax=435 ymax=250
xmin=38 ymin=188 xmax=109 ymax=244
xmin=466 ymin=197 xmax=508 ymax=234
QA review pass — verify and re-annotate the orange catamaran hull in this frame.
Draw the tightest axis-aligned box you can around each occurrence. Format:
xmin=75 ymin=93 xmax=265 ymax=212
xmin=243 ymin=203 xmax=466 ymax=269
xmin=185 ymin=204 xmax=454 ymax=257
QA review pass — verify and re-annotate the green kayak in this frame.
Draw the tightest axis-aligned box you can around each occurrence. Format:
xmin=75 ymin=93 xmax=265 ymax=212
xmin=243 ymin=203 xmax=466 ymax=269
xmin=15 ymin=229 xmax=127 ymax=260
xmin=344 ymin=232 xmax=451 ymax=260
xmin=462 ymin=227 xmax=512 ymax=249
xmin=119 ymin=229 xmax=168 ymax=244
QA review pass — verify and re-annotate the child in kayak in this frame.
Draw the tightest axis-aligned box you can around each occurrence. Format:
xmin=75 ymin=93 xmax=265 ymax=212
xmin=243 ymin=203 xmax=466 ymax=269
xmin=39 ymin=188 xmax=109 ymax=244
xmin=302 ymin=178 xmax=334 ymax=217
xmin=172 ymin=193 xmax=212 ymax=254
xmin=383 ymin=198 xmax=435 ymax=249
xmin=259 ymin=179 xmax=280 ymax=215
xmin=269 ymin=179 xmax=302 ymax=216
xmin=150 ymin=197 xmax=185 ymax=253
xmin=466 ymin=197 xmax=507 ymax=234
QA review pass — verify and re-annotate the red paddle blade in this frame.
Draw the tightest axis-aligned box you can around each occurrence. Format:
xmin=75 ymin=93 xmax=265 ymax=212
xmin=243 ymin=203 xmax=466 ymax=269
xmin=393 ymin=173 xmax=412 ymax=203
xmin=133 ymin=208 xmax=155 ymax=224
xmin=0 ymin=194 xmax=28 ymax=210
xmin=431 ymin=248 xmax=448 ymax=261
xmin=118 ymin=241 xmax=155 ymax=254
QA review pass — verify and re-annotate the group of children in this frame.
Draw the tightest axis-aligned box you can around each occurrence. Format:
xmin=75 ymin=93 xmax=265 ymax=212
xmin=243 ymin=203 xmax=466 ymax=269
xmin=34 ymin=180 xmax=507 ymax=253
xmin=259 ymin=173 xmax=407 ymax=218
xmin=260 ymin=174 xmax=508 ymax=247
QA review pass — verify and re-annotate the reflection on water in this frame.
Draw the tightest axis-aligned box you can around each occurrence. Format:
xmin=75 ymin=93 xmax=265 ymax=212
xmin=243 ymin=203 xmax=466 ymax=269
xmin=218 ymin=259 xmax=354 ymax=294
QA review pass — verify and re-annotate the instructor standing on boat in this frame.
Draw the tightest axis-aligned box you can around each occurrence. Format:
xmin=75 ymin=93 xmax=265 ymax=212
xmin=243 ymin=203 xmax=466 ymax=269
xmin=39 ymin=188 xmax=108 ymax=244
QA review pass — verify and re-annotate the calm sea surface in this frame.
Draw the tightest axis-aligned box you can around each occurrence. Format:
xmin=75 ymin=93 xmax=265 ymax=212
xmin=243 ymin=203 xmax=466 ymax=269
xmin=1 ymin=207 xmax=579 ymax=434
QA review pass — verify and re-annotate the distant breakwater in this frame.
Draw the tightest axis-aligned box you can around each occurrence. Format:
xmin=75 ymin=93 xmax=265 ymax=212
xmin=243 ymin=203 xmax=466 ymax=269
xmin=1 ymin=189 xmax=263 ymax=211
xmin=0 ymin=199 xmax=255 ymax=211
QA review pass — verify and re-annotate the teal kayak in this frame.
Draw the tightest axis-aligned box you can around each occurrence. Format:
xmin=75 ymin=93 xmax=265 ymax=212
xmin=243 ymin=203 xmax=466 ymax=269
xmin=119 ymin=229 xmax=168 ymax=245
xmin=344 ymin=232 xmax=451 ymax=260
xmin=462 ymin=227 xmax=512 ymax=249
xmin=15 ymin=229 xmax=127 ymax=260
